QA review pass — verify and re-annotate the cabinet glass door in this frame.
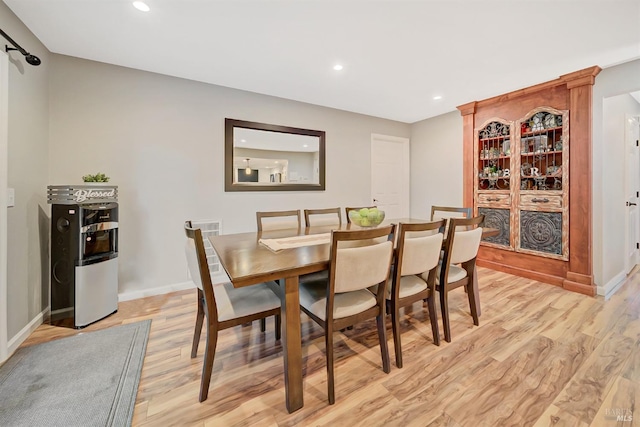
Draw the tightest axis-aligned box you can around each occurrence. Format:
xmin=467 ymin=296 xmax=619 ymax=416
xmin=475 ymin=118 xmax=515 ymax=250
xmin=515 ymin=107 xmax=569 ymax=260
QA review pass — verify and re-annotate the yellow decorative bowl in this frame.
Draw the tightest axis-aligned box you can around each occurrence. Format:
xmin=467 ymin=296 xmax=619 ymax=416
xmin=348 ymin=208 xmax=385 ymax=227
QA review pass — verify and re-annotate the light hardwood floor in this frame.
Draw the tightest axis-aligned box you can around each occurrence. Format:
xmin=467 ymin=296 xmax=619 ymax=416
xmin=21 ymin=267 xmax=640 ymax=426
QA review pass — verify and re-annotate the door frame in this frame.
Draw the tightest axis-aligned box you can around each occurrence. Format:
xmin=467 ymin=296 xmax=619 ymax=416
xmin=370 ymin=133 xmax=410 ymax=217
xmin=625 ymin=114 xmax=640 ymax=275
xmin=0 ymin=52 xmax=9 ymax=363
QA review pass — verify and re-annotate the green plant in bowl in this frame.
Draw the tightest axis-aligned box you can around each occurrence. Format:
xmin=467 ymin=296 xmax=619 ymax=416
xmin=82 ymin=172 xmax=110 ymax=183
xmin=349 ymin=208 xmax=385 ymax=227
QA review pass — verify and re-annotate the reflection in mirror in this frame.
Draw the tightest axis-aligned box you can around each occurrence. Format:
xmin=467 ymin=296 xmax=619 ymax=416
xmin=225 ymin=119 xmax=325 ymax=192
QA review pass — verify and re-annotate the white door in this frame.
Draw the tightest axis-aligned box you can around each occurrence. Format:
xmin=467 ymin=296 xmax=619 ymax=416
xmin=625 ymin=114 xmax=640 ymax=275
xmin=0 ymin=52 xmax=8 ymax=363
xmin=371 ymin=134 xmax=410 ymax=219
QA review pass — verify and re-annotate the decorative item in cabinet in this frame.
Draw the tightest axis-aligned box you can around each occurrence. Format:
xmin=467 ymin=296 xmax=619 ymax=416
xmin=478 ymin=207 xmax=512 ymax=249
xmin=475 ymin=118 xmax=514 ymax=192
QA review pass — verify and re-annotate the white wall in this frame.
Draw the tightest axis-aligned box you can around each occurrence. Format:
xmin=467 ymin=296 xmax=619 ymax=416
xmin=409 ymin=111 xmax=464 ymax=218
xmin=593 ymin=59 xmax=640 ymax=289
xmin=0 ymin=3 xmax=50 ymax=341
xmin=48 ymin=55 xmax=410 ymax=296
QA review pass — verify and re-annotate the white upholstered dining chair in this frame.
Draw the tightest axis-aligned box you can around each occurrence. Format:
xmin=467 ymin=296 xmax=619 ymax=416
xmin=304 ymin=207 xmax=342 ymax=227
xmin=436 ymin=215 xmax=484 ymax=342
xmin=387 ymin=220 xmax=445 ymax=368
xmin=256 ymin=210 xmax=301 ymax=231
xmin=430 ymin=205 xmax=473 ymax=234
xmin=298 ymin=224 xmax=395 ymax=404
xmin=184 ymin=221 xmax=281 ymax=402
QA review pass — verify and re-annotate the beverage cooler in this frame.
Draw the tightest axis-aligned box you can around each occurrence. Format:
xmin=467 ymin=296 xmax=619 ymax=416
xmin=47 ymin=185 xmax=119 ymax=328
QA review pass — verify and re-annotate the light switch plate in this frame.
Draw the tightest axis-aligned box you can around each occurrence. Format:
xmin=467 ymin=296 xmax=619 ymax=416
xmin=7 ymin=188 xmax=15 ymax=207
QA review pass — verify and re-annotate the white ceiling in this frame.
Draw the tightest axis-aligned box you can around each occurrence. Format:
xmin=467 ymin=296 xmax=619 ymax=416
xmin=4 ymin=0 xmax=640 ymax=123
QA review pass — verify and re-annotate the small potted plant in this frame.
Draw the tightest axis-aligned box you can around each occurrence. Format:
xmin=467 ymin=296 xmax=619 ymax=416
xmin=82 ymin=172 xmax=110 ymax=184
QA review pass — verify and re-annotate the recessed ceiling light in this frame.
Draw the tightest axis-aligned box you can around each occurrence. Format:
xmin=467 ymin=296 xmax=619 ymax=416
xmin=133 ymin=1 xmax=150 ymax=12
xmin=303 ymin=144 xmax=308 ymax=148
xmin=333 ymin=64 xmax=343 ymax=71
xmin=433 ymin=96 xmax=442 ymax=100
xmin=241 ymin=139 xmax=246 ymax=143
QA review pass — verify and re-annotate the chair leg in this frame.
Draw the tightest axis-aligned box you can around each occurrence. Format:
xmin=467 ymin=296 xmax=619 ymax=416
xmin=191 ymin=289 xmax=205 ymax=358
xmin=466 ymin=283 xmax=480 ymax=326
xmin=390 ymin=303 xmax=403 ymax=368
xmin=376 ymin=313 xmax=391 ymax=374
xmin=199 ymin=317 xmax=218 ymax=402
xmin=275 ymin=314 xmax=281 ymax=341
xmin=426 ymin=295 xmax=440 ymax=346
xmin=260 ymin=318 xmax=266 ymax=332
xmin=440 ymin=288 xmax=452 ymax=343
xmin=325 ymin=326 xmax=335 ymax=405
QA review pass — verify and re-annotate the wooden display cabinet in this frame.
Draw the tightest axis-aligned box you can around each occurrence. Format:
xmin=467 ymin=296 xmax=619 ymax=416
xmin=458 ymin=66 xmax=600 ymax=296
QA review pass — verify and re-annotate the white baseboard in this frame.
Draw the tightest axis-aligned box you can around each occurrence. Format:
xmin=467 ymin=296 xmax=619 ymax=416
xmin=117 ymin=273 xmax=228 ymax=302
xmin=597 ymin=271 xmax=627 ymax=300
xmin=8 ymin=310 xmax=44 ymax=355
xmin=118 ymin=281 xmax=195 ymax=302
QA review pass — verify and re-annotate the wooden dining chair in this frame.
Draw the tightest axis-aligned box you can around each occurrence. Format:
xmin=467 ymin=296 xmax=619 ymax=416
xmin=437 ymin=215 xmax=484 ymax=343
xmin=184 ymin=221 xmax=281 ymax=402
xmin=430 ymin=205 xmax=473 ymax=233
xmin=304 ymin=207 xmax=342 ymax=227
xmin=256 ymin=210 xmax=301 ymax=231
xmin=345 ymin=206 xmax=377 ymax=224
xmin=387 ymin=220 xmax=445 ymax=368
xmin=298 ymin=224 xmax=395 ymax=404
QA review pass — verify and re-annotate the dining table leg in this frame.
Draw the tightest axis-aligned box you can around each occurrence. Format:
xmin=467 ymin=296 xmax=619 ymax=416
xmin=473 ymin=267 xmax=481 ymax=317
xmin=280 ymin=276 xmax=303 ymax=413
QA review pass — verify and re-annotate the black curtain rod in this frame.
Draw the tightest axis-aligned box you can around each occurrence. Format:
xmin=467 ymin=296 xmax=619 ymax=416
xmin=0 ymin=27 xmax=41 ymax=66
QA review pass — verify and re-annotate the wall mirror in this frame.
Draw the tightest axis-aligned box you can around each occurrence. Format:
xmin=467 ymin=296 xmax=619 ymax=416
xmin=225 ymin=118 xmax=326 ymax=191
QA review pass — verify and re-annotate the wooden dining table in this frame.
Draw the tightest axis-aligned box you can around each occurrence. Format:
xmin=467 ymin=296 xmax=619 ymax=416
xmin=208 ymin=218 xmax=498 ymax=413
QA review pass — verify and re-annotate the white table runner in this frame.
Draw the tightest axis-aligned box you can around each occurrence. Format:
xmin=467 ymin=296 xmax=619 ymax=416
xmin=259 ymin=233 xmax=331 ymax=252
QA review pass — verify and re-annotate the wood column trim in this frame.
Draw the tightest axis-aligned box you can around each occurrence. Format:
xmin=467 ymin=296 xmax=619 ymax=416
xmin=458 ymin=102 xmax=476 ymax=209
xmin=564 ymin=68 xmax=600 ymax=294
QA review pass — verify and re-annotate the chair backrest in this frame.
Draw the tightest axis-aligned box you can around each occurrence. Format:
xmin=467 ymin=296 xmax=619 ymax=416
xmin=430 ymin=205 xmax=473 ymax=233
xmin=345 ymin=206 xmax=377 ymax=224
xmin=441 ymin=215 xmax=484 ymax=276
xmin=430 ymin=205 xmax=472 ymax=221
xmin=395 ymin=220 xmax=445 ymax=278
xmin=256 ymin=210 xmax=301 ymax=232
xmin=304 ymin=208 xmax=342 ymax=227
xmin=184 ymin=221 xmax=218 ymax=321
xmin=329 ymin=224 xmax=395 ymax=294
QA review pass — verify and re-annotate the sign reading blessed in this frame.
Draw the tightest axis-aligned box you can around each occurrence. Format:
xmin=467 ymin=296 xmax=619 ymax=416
xmin=47 ymin=185 xmax=119 ymax=204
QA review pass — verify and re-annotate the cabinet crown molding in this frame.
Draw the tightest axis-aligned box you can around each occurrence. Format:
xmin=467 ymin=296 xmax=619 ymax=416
xmin=458 ymin=65 xmax=601 ymax=111
xmin=456 ymin=101 xmax=477 ymax=116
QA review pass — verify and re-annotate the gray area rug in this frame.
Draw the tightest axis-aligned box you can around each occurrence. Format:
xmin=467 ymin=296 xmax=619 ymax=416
xmin=0 ymin=320 xmax=151 ymax=427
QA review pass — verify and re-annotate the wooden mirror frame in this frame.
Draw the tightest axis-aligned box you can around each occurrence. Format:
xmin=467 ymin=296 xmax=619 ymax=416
xmin=225 ymin=118 xmax=326 ymax=192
